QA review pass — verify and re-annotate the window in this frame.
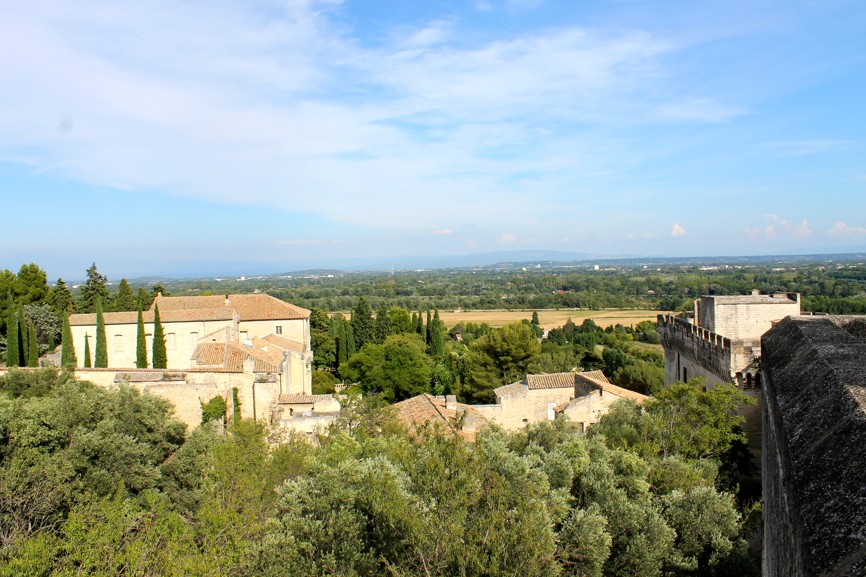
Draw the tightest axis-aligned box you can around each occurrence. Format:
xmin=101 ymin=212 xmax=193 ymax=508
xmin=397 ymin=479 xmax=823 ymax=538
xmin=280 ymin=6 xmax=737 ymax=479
xmin=166 ymin=333 xmax=176 ymax=350
xmin=275 ymin=325 xmax=283 ymax=335
xmin=190 ymin=332 xmax=198 ymax=347
xmin=114 ymin=334 xmax=124 ymax=353
xmin=240 ymin=331 xmax=249 ymax=342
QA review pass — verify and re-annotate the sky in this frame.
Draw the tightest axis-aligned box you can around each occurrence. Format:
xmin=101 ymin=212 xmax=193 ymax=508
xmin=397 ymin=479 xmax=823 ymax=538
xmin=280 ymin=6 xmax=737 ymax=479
xmin=2 ymin=0 xmax=865 ymax=280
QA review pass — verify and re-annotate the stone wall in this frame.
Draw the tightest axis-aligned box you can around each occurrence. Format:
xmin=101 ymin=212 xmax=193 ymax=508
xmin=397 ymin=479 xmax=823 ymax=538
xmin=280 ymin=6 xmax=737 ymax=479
xmin=658 ymin=315 xmax=733 ymax=385
xmin=761 ymin=316 xmax=866 ymax=577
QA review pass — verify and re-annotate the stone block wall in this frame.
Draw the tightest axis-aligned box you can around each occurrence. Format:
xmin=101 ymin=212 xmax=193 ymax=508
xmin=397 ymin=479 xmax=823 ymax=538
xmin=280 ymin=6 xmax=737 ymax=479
xmin=658 ymin=315 xmax=732 ymax=385
xmin=761 ymin=316 xmax=866 ymax=577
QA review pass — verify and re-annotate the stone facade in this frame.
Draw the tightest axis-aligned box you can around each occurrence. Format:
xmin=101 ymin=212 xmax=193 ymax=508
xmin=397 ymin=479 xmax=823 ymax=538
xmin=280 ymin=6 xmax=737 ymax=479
xmin=659 ymin=291 xmax=800 ymax=388
xmin=761 ymin=316 xmax=866 ymax=577
xmin=69 ymin=293 xmax=312 ymax=395
xmin=473 ymin=371 xmax=646 ymax=431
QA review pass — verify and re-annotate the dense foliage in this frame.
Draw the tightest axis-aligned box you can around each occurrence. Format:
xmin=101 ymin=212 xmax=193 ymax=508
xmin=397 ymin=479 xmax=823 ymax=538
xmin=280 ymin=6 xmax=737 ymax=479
xmin=0 ymin=369 xmax=758 ymax=576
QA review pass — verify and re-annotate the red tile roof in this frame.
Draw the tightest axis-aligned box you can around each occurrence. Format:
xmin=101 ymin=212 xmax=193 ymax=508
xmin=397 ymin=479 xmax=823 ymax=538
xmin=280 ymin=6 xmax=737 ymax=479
xmin=393 ymin=394 xmax=489 ymax=441
xmin=152 ymin=294 xmax=309 ymax=321
xmin=190 ymin=342 xmax=280 ymax=373
xmin=69 ymin=308 xmax=235 ymax=326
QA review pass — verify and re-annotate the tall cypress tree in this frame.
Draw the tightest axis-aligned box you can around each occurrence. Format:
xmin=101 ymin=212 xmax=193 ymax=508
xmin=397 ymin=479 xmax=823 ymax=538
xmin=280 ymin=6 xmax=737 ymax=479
xmin=61 ymin=314 xmax=76 ymax=368
xmin=425 ymin=310 xmax=433 ymax=346
xmin=136 ymin=306 xmax=147 ymax=368
xmin=19 ymin=307 xmax=28 ymax=366
xmin=415 ymin=311 xmax=425 ymax=336
xmin=5 ymin=296 xmax=19 ymax=368
xmin=94 ymin=298 xmax=108 ymax=368
xmin=350 ymin=297 xmax=374 ymax=350
xmin=114 ymin=278 xmax=136 ymax=311
xmin=152 ymin=304 xmax=167 ymax=369
xmin=83 ymin=337 xmax=92 ymax=368
xmin=374 ymin=303 xmax=391 ymax=344
xmin=430 ymin=309 xmax=445 ymax=358
xmin=27 ymin=323 xmax=38 ymax=367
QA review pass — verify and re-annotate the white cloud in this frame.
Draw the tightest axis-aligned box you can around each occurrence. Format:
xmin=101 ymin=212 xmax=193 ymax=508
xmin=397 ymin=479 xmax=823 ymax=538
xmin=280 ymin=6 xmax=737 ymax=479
xmin=765 ymin=214 xmax=788 ymax=226
xmin=792 ymin=219 xmax=812 ymax=238
xmin=744 ymin=227 xmax=761 ymax=238
xmin=432 ymin=228 xmax=453 ymax=236
xmin=765 ymin=225 xmax=776 ymax=237
xmin=828 ymin=220 xmax=866 ymax=235
xmin=670 ymin=223 xmax=686 ymax=237
xmin=499 ymin=232 xmax=517 ymax=244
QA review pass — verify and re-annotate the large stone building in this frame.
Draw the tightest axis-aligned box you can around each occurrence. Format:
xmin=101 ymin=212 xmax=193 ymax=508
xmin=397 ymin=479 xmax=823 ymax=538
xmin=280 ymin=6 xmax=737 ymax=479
xmin=658 ymin=291 xmax=801 ymax=388
xmin=474 ymin=371 xmax=646 ymax=431
xmin=68 ymin=293 xmax=313 ymax=395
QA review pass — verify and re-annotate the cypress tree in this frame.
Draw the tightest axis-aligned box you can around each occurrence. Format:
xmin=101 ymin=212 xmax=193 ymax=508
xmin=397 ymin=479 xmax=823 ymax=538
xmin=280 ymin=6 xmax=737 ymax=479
xmin=114 ymin=278 xmax=135 ymax=311
xmin=426 ymin=310 xmax=433 ymax=346
xmin=346 ymin=323 xmax=356 ymax=356
xmin=415 ymin=311 xmax=424 ymax=335
xmin=350 ymin=297 xmax=374 ymax=350
xmin=5 ymin=296 xmax=19 ymax=368
xmin=94 ymin=298 xmax=108 ymax=368
xmin=27 ymin=323 xmax=38 ymax=367
xmin=152 ymin=304 xmax=167 ymax=369
xmin=430 ymin=309 xmax=445 ymax=357
xmin=19 ymin=307 xmax=28 ymax=367
xmin=61 ymin=315 xmax=77 ymax=368
xmin=83 ymin=337 xmax=92 ymax=368
xmin=136 ymin=306 xmax=147 ymax=368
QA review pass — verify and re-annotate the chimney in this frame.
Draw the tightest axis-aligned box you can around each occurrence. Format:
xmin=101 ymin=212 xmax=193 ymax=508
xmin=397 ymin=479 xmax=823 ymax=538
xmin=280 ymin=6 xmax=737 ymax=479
xmin=225 ymin=294 xmax=230 ymax=305
xmin=752 ymin=289 xmax=760 ymax=296
xmin=445 ymin=395 xmax=457 ymax=411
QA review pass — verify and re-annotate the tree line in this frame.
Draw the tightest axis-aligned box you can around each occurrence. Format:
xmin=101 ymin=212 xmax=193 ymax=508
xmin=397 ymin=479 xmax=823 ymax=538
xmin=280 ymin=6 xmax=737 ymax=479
xmin=0 ymin=368 xmax=759 ymax=576
xmin=309 ymin=298 xmax=665 ymax=403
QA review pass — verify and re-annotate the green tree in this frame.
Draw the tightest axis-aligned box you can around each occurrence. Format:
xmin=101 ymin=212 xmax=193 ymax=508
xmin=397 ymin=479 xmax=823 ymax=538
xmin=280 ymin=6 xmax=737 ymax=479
xmin=114 ymin=278 xmax=136 ymax=311
xmin=5 ymin=296 xmax=20 ymax=368
xmin=428 ymin=309 xmax=445 ymax=357
xmin=76 ymin=262 xmax=109 ymax=313
xmin=23 ymin=303 xmax=61 ymax=355
xmin=26 ymin=323 xmax=38 ymax=367
xmin=94 ymin=298 xmax=108 ymax=368
xmin=350 ymin=297 xmax=374 ymax=350
xmin=342 ymin=334 xmax=432 ymax=401
xmin=310 ymin=308 xmax=336 ymax=371
xmin=462 ymin=322 xmax=541 ymax=403
xmin=645 ymin=379 xmax=753 ymax=459
xmin=83 ymin=337 xmax=92 ymax=368
xmin=136 ymin=306 xmax=147 ymax=368
xmin=374 ymin=302 xmax=391 ymax=344
xmin=49 ymin=278 xmax=73 ymax=316
xmin=14 ymin=263 xmax=49 ymax=305
xmin=201 ymin=395 xmax=227 ymax=425
xmin=152 ymin=304 xmax=167 ymax=369
xmin=61 ymin=314 xmax=76 ymax=368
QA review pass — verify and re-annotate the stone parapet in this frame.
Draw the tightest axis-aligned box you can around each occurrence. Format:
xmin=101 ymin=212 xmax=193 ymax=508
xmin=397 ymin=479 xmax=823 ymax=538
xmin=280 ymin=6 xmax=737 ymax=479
xmin=657 ymin=314 xmax=732 ymax=381
xmin=761 ymin=316 xmax=866 ymax=577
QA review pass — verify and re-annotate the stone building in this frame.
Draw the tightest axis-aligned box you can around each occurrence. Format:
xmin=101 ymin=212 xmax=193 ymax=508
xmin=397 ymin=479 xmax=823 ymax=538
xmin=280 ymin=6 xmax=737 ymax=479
xmin=658 ymin=291 xmax=800 ymax=388
xmin=473 ymin=371 xmax=646 ymax=431
xmin=394 ymin=394 xmax=490 ymax=441
xmin=69 ymin=293 xmax=313 ymax=395
xmin=761 ymin=316 xmax=866 ymax=577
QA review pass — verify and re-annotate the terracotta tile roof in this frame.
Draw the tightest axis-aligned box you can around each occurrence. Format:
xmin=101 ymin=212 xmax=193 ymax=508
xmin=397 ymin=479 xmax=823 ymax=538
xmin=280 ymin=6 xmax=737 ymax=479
xmin=494 ymin=381 xmax=529 ymax=398
xmin=190 ymin=342 xmax=280 ymax=373
xmin=278 ymin=394 xmax=335 ymax=404
xmin=257 ymin=334 xmax=305 ymax=354
xmin=151 ymin=294 xmax=310 ymax=321
xmin=393 ymin=394 xmax=489 ymax=441
xmin=525 ymin=371 xmax=609 ymax=390
xmin=69 ymin=308 xmax=235 ymax=326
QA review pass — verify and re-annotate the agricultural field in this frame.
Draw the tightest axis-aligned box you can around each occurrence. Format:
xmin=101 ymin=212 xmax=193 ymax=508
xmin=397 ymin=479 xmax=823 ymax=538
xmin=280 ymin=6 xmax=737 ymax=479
xmin=436 ymin=308 xmax=669 ymax=331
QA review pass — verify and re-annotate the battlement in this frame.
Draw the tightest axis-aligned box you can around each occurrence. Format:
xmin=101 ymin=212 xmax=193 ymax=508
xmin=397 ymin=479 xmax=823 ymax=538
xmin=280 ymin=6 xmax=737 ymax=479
xmin=658 ymin=314 xmax=732 ymax=382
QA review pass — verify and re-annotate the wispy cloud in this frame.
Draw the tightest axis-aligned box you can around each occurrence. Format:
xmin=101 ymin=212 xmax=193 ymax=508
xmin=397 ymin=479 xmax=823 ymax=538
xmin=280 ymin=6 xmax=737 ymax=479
xmin=828 ymin=220 xmax=866 ymax=235
xmin=499 ymin=232 xmax=517 ymax=244
xmin=432 ymin=228 xmax=453 ymax=236
xmin=670 ymin=223 xmax=686 ymax=237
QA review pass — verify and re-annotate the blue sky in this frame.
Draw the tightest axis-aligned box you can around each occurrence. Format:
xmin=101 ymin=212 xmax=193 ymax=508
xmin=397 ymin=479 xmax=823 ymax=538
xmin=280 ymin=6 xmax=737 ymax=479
xmin=1 ymin=0 xmax=865 ymax=280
